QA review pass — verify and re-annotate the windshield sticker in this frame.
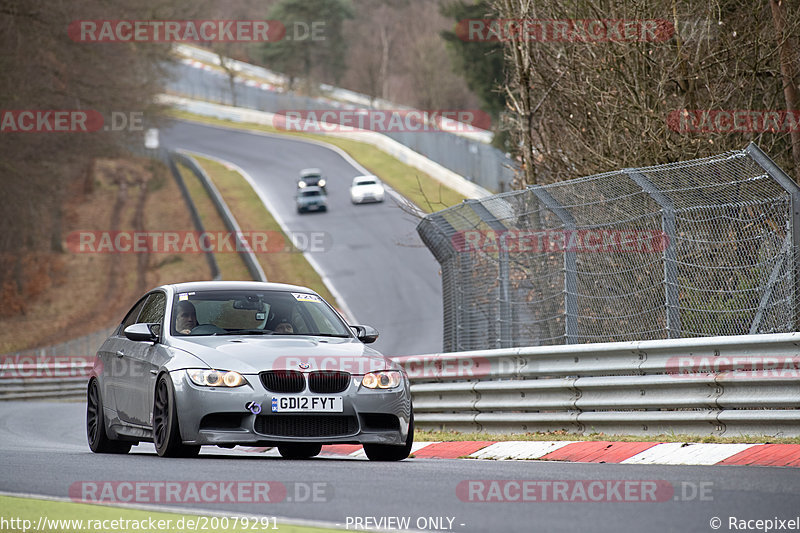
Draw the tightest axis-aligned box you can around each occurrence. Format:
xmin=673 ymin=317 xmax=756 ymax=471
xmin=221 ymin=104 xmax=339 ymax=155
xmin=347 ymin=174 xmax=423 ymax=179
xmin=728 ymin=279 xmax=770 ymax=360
xmin=293 ymin=293 xmax=321 ymax=303
xmin=178 ymin=293 xmax=189 ymax=301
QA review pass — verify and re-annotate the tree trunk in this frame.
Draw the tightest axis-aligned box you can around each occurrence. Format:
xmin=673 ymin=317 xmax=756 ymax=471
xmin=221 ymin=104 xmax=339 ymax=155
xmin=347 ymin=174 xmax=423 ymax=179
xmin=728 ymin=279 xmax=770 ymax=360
xmin=770 ymin=0 xmax=800 ymax=182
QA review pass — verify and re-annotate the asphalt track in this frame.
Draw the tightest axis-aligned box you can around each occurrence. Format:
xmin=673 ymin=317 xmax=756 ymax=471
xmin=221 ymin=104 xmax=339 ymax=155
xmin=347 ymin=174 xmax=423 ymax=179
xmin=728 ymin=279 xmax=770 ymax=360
xmin=1 ymin=401 xmax=799 ymax=532
xmin=161 ymin=119 xmax=442 ymax=357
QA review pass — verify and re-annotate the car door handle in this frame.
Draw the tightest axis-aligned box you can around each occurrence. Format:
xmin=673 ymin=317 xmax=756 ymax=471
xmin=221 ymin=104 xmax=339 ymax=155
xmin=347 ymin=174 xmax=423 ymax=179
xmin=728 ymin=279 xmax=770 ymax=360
xmin=115 ymin=350 xmax=124 ymax=358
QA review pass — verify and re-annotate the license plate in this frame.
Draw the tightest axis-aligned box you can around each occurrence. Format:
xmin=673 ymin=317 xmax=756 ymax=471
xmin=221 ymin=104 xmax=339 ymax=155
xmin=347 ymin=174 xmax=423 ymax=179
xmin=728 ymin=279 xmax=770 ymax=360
xmin=271 ymin=396 xmax=343 ymax=413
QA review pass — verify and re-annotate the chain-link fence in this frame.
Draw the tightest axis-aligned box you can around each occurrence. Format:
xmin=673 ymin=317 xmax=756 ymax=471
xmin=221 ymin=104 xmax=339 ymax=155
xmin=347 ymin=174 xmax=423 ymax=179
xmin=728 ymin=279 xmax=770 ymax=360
xmin=166 ymin=62 xmax=516 ymax=192
xmin=418 ymin=143 xmax=800 ymax=352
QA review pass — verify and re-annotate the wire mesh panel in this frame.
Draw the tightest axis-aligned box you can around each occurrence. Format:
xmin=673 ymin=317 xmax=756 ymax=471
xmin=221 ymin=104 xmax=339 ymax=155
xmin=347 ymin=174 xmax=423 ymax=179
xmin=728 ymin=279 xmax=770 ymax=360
xmin=418 ymin=144 xmax=800 ymax=352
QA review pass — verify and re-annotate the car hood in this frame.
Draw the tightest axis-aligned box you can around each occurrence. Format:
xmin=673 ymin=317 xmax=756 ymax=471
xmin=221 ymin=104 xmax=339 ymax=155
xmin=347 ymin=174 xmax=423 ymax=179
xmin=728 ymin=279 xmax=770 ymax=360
xmin=168 ymin=336 xmax=391 ymax=374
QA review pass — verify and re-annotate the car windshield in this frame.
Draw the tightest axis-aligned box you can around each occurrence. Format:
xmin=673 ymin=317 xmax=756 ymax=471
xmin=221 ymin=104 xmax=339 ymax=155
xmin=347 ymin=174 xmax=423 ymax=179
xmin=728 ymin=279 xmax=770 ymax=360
xmin=301 ymin=190 xmax=322 ymax=197
xmin=356 ymin=179 xmax=376 ymax=186
xmin=171 ymin=290 xmax=351 ymax=337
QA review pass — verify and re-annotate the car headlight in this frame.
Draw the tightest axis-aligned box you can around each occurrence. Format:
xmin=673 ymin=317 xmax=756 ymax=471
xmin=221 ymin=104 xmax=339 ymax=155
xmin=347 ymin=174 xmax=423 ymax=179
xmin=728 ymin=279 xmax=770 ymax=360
xmin=298 ymin=181 xmax=307 ymax=188
xmin=187 ymin=369 xmax=247 ymax=387
xmin=361 ymin=371 xmax=402 ymax=389
xmin=318 ymin=179 xmax=326 ymax=187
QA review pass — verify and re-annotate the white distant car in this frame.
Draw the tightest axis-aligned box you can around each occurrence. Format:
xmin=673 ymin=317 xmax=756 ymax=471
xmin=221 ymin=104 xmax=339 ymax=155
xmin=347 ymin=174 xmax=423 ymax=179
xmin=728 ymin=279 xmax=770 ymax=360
xmin=350 ymin=175 xmax=385 ymax=204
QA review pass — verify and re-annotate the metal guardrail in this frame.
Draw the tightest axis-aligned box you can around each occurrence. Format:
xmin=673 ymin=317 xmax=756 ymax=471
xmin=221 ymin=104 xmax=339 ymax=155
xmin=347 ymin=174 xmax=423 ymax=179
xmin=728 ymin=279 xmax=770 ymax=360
xmin=0 ymin=328 xmax=112 ymax=401
xmin=164 ymin=149 xmax=222 ymax=281
xmin=393 ymin=332 xmax=800 ymax=437
xmin=2 ymin=331 xmax=797 ymax=439
xmin=169 ymin=150 xmax=267 ymax=282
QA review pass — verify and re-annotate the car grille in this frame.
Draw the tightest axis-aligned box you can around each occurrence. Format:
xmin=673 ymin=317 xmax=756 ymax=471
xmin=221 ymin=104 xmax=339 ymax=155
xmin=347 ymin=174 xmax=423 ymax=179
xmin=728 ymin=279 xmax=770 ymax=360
xmin=260 ymin=370 xmax=305 ymax=393
xmin=254 ymin=415 xmax=358 ymax=437
xmin=308 ymin=371 xmax=350 ymax=393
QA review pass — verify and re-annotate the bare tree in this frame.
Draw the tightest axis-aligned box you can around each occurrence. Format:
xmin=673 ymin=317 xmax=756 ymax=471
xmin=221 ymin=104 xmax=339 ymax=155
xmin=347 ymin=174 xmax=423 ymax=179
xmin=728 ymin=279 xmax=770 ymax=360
xmin=492 ymin=0 xmax=800 ymax=186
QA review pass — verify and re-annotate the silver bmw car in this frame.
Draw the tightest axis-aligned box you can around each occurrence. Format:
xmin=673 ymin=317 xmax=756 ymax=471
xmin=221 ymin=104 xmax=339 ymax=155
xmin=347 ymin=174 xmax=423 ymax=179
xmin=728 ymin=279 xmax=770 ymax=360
xmin=86 ymin=281 xmax=413 ymax=461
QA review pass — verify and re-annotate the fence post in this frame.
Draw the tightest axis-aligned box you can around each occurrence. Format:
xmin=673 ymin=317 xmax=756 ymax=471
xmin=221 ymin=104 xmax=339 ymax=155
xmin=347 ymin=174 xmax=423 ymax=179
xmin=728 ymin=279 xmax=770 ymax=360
xmin=465 ymin=200 xmax=513 ymax=348
xmin=745 ymin=142 xmax=800 ymax=332
xmin=417 ymin=215 xmax=459 ymax=352
xmin=528 ymin=186 xmax=578 ymax=344
xmin=624 ymin=169 xmax=681 ymax=339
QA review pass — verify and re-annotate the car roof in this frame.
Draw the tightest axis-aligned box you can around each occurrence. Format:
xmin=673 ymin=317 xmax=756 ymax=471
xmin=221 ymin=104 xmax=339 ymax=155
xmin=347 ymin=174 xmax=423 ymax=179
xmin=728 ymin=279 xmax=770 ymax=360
xmin=352 ymin=175 xmax=378 ymax=184
xmin=299 ymin=168 xmax=321 ymax=177
xmin=163 ymin=280 xmax=318 ymax=295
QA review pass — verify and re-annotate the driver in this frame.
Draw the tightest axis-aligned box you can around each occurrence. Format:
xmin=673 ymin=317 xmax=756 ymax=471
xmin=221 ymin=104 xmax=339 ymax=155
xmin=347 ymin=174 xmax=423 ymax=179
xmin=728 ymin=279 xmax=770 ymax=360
xmin=175 ymin=300 xmax=198 ymax=334
xmin=274 ymin=319 xmax=294 ymax=334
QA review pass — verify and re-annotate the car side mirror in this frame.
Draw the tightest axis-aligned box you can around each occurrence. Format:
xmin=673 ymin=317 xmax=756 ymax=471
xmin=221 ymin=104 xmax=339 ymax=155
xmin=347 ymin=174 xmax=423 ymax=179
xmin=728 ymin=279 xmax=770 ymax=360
xmin=124 ymin=323 xmax=159 ymax=343
xmin=350 ymin=324 xmax=379 ymax=344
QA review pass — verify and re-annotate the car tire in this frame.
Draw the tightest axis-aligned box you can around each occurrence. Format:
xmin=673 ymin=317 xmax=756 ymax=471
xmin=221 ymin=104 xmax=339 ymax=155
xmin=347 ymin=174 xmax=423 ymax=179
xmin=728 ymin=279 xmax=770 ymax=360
xmin=363 ymin=412 xmax=414 ymax=462
xmin=153 ymin=375 xmax=201 ymax=458
xmin=87 ymin=379 xmax=132 ymax=454
xmin=277 ymin=443 xmax=322 ymax=459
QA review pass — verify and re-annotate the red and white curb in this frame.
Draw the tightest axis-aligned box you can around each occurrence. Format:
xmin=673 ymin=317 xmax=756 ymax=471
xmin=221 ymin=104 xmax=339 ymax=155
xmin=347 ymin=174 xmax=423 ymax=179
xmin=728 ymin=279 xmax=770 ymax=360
xmin=244 ymin=441 xmax=800 ymax=467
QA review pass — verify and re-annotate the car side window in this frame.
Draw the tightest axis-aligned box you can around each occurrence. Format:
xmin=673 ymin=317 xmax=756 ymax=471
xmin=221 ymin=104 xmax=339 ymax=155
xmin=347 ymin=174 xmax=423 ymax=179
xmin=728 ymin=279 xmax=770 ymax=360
xmin=118 ymin=297 xmax=148 ymax=335
xmin=138 ymin=292 xmax=167 ymax=326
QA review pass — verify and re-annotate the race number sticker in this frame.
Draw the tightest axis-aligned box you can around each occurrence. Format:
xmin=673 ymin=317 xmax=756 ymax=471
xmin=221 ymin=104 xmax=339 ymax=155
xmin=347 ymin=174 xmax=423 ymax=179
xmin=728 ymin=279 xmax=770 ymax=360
xmin=293 ymin=293 xmax=321 ymax=303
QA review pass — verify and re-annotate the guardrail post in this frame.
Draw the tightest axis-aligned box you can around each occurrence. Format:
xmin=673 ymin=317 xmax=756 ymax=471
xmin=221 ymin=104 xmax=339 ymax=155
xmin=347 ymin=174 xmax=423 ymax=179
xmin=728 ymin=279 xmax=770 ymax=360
xmin=745 ymin=142 xmax=800 ymax=332
xmin=624 ymin=169 xmax=681 ymax=338
xmin=528 ymin=186 xmax=578 ymax=344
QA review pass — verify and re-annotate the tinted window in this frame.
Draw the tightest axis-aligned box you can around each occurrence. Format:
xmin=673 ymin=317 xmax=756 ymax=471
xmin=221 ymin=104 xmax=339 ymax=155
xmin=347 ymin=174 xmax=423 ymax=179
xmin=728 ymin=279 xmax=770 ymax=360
xmin=119 ymin=297 xmax=147 ymax=334
xmin=138 ymin=292 xmax=166 ymax=325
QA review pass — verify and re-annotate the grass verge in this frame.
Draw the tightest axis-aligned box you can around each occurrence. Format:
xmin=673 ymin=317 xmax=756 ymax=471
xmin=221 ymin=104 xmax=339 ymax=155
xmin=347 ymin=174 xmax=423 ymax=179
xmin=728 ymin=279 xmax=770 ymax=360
xmin=414 ymin=429 xmax=800 ymax=445
xmin=0 ymin=495 xmax=342 ymax=533
xmin=167 ymin=109 xmax=467 ymax=213
xmin=175 ymin=161 xmax=251 ymax=280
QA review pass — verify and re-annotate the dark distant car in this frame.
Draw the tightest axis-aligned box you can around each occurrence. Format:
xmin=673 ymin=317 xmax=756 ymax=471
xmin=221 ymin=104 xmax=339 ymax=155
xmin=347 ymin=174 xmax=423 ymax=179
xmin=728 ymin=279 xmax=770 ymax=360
xmin=296 ymin=186 xmax=328 ymax=213
xmin=86 ymin=281 xmax=413 ymax=461
xmin=297 ymin=168 xmax=327 ymax=192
